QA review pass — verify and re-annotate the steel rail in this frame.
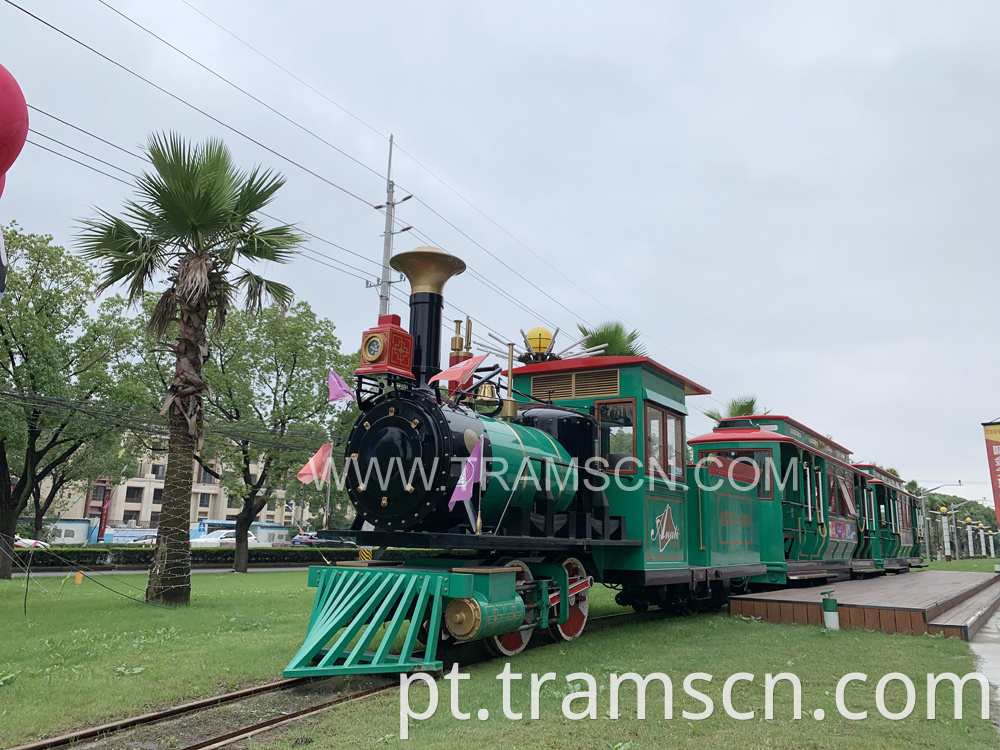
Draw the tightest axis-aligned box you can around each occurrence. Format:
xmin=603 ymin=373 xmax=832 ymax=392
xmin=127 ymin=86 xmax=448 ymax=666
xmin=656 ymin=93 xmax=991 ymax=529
xmin=10 ymin=611 xmax=637 ymax=750
xmin=177 ymin=611 xmax=635 ymax=750
xmin=7 ymin=678 xmax=309 ymax=750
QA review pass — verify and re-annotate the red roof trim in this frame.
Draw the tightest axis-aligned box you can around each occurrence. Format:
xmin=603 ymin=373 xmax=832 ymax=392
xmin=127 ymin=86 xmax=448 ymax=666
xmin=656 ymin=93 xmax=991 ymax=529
xmin=852 ymin=463 xmax=915 ymax=496
xmin=688 ymin=428 xmax=860 ymax=474
xmin=715 ymin=415 xmax=853 ymax=455
xmin=509 ymin=356 xmax=711 ymax=396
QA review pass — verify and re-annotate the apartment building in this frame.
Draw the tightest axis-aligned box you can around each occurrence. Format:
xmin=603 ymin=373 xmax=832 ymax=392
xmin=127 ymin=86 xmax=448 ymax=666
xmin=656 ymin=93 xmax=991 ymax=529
xmin=65 ymin=456 xmax=302 ymax=530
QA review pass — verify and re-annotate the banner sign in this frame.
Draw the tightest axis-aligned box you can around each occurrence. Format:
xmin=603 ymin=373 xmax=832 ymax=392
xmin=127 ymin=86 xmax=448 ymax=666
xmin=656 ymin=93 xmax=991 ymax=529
xmin=983 ymin=422 xmax=1000 ymax=526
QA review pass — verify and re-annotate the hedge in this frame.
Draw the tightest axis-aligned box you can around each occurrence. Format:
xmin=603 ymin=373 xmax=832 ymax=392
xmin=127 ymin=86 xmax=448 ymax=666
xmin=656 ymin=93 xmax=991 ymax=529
xmin=10 ymin=545 xmax=409 ymax=569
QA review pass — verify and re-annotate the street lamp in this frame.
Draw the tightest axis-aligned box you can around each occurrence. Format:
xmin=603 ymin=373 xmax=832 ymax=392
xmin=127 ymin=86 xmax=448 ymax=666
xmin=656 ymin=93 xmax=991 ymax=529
xmin=942 ymin=498 xmax=977 ymax=560
xmin=918 ymin=482 xmax=962 ymax=562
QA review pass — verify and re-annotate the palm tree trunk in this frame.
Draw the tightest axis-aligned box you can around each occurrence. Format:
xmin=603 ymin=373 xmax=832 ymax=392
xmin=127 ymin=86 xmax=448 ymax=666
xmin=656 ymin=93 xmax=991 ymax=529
xmin=146 ymin=411 xmax=193 ymax=604
xmin=146 ymin=300 xmax=208 ymax=605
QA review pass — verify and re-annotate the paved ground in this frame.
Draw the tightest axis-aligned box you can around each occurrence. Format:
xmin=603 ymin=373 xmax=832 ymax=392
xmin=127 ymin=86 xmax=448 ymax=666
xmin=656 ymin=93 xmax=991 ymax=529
xmin=971 ymin=608 xmax=1000 ymax=686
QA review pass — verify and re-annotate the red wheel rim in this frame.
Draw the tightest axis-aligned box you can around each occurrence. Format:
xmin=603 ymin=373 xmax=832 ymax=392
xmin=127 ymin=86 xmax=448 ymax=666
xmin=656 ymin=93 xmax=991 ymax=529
xmin=551 ymin=557 xmax=589 ymax=641
xmin=486 ymin=559 xmax=534 ymax=657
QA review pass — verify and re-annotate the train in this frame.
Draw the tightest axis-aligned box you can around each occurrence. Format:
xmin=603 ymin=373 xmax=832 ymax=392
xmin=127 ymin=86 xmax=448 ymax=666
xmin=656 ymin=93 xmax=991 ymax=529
xmin=283 ymin=246 xmax=925 ymax=678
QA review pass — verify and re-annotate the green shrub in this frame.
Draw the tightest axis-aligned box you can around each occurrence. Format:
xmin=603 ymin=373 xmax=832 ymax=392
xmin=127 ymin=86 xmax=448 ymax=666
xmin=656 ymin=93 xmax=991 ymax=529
xmin=12 ymin=545 xmax=434 ymax=569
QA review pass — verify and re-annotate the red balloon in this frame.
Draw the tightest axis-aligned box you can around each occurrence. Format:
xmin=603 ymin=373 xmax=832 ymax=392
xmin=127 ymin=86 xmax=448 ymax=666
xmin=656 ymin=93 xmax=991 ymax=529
xmin=0 ymin=172 xmax=5 ymax=201
xmin=0 ymin=63 xmax=28 ymax=176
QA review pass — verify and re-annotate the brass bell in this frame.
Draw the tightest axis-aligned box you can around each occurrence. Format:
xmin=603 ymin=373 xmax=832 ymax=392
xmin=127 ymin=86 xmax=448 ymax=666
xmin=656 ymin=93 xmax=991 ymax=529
xmin=475 ymin=382 xmax=499 ymax=404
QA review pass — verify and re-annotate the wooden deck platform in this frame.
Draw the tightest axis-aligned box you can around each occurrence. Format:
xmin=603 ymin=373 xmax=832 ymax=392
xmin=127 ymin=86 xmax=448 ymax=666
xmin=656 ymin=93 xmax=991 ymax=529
xmin=730 ymin=571 xmax=1000 ymax=640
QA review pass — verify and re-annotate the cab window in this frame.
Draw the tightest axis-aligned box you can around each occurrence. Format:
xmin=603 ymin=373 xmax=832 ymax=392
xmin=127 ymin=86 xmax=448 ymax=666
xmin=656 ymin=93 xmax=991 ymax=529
xmin=597 ymin=399 xmax=636 ymax=473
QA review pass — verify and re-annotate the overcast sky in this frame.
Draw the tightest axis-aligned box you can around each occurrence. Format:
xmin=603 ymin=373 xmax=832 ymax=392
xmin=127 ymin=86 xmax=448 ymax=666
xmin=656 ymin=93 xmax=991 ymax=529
xmin=1 ymin=1 xmax=997 ymax=506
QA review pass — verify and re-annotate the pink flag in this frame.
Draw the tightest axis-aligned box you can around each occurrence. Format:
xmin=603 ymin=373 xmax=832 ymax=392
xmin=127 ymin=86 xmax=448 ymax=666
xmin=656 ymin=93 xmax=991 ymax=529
xmin=329 ymin=370 xmax=356 ymax=403
xmin=449 ymin=437 xmax=484 ymax=511
xmin=297 ymin=443 xmax=332 ymax=487
xmin=428 ymin=354 xmax=488 ymax=387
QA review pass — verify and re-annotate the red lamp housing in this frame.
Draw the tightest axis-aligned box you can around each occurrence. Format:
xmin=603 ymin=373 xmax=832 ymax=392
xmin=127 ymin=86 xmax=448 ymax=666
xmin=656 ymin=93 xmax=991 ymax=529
xmin=356 ymin=314 xmax=415 ymax=380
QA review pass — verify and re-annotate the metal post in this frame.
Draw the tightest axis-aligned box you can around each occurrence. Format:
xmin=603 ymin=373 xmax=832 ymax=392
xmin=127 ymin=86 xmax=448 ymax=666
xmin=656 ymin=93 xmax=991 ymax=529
xmin=942 ymin=513 xmax=952 ymax=560
xmin=921 ymin=494 xmax=930 ymax=562
xmin=979 ymin=527 xmax=986 ymax=557
xmin=953 ymin=512 xmax=961 ymax=559
xmin=378 ymin=135 xmax=395 ymax=316
xmin=967 ymin=523 xmax=974 ymax=558
xmin=991 ymin=533 xmax=996 ymax=559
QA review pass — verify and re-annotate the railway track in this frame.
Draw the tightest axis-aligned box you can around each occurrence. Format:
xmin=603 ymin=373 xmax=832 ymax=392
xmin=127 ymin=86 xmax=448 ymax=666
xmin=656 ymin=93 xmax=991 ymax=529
xmin=8 ymin=611 xmax=637 ymax=750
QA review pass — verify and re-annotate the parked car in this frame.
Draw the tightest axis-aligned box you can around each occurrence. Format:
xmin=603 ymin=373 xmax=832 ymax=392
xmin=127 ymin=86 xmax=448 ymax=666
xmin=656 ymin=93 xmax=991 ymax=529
xmin=291 ymin=531 xmax=356 ymax=547
xmin=314 ymin=535 xmax=357 ymax=548
xmin=127 ymin=533 xmax=158 ymax=546
xmin=13 ymin=534 xmax=50 ymax=549
xmin=190 ymin=529 xmax=260 ymax=548
xmin=291 ymin=532 xmax=317 ymax=546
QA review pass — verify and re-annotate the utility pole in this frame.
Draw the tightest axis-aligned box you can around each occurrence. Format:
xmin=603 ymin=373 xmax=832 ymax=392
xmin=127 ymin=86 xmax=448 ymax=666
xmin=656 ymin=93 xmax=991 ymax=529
xmin=369 ymin=135 xmax=413 ymax=315
xmin=378 ymin=135 xmax=396 ymax=316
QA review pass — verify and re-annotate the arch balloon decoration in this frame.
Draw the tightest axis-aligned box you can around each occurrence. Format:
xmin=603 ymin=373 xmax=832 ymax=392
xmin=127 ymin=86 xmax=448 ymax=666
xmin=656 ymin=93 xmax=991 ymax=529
xmin=0 ymin=62 xmax=28 ymax=304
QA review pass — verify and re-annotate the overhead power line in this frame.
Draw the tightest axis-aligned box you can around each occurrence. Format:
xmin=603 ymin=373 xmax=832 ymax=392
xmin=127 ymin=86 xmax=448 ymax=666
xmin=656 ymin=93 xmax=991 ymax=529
xmin=4 ymin=0 xmax=376 ymax=207
xmin=95 ymin=0 xmax=385 ymax=182
xmin=165 ymin=1 xmax=736 ymax=396
xmin=25 ymin=138 xmax=133 ymax=186
xmin=20 ymin=127 xmax=517 ymax=346
xmin=22 ymin=116 xmax=522 ymax=341
xmin=71 ymin=1 xmax=584 ymax=337
xmin=176 ymin=0 xmax=390 ymax=142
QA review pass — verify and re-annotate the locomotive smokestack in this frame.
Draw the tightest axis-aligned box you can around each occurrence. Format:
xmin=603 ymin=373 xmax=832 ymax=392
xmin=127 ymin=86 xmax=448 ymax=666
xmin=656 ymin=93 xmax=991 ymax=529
xmin=390 ymin=246 xmax=466 ymax=386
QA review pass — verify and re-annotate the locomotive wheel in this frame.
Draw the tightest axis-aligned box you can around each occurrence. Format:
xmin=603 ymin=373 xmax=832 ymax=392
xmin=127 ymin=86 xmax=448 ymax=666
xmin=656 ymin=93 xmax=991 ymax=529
xmin=484 ymin=559 xmax=535 ymax=657
xmin=548 ymin=556 xmax=590 ymax=642
xmin=417 ymin=610 xmax=453 ymax=650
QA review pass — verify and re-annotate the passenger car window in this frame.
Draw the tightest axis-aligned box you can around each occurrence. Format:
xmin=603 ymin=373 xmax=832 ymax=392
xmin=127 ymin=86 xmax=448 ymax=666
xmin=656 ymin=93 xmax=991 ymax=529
xmin=646 ymin=403 xmax=686 ymax=480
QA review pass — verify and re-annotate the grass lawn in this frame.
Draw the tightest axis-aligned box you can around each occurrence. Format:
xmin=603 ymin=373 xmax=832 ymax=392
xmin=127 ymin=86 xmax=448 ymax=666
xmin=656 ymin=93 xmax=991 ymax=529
xmin=925 ymin=558 xmax=1000 ymax=573
xmin=1 ymin=569 xmax=998 ymax=749
xmin=258 ymin=613 xmax=999 ymax=750
xmin=0 ymin=570 xmax=315 ymax=746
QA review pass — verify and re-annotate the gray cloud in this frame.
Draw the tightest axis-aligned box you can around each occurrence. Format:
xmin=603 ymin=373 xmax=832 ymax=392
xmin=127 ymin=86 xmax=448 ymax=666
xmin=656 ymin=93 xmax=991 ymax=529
xmin=1 ymin=0 xmax=997 ymax=504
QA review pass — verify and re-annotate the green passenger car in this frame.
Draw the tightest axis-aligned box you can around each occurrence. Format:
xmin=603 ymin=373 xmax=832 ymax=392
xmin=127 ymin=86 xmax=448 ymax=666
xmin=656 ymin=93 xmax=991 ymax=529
xmin=688 ymin=416 xmax=870 ymax=586
xmin=512 ymin=356 xmax=766 ymax=610
xmin=853 ymin=464 xmax=923 ymax=570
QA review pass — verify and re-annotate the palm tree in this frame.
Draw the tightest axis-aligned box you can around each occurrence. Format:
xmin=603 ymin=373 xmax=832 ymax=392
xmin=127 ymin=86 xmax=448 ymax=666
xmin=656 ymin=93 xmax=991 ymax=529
xmin=79 ymin=133 xmax=302 ymax=605
xmin=576 ymin=321 xmax=647 ymax=357
xmin=704 ymin=395 xmax=766 ymax=424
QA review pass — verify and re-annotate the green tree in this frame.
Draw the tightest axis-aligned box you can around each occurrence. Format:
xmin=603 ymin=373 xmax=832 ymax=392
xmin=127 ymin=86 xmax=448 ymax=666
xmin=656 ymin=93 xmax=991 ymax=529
xmin=576 ymin=321 xmax=647 ymax=357
xmin=0 ymin=224 xmax=142 ymax=578
xmin=30 ymin=428 xmax=139 ymax=539
xmin=78 ymin=134 xmax=303 ymax=604
xmin=195 ymin=302 xmax=354 ymax=572
xmin=704 ymin=395 xmax=767 ymax=424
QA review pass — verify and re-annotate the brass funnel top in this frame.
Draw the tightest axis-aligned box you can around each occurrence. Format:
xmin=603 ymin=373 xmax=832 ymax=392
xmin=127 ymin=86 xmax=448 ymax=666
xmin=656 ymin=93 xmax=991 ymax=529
xmin=390 ymin=246 xmax=466 ymax=295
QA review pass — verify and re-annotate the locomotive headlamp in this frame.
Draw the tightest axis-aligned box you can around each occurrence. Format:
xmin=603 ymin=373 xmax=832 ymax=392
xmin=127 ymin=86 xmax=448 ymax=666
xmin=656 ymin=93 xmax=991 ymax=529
xmin=355 ymin=314 xmax=415 ymax=380
xmin=362 ymin=333 xmax=386 ymax=363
